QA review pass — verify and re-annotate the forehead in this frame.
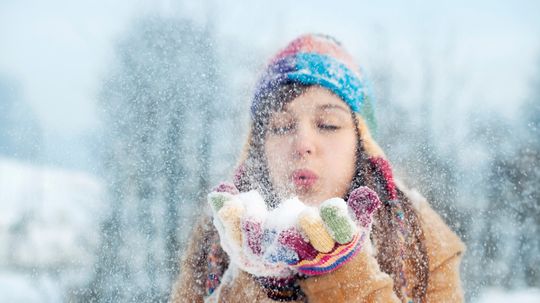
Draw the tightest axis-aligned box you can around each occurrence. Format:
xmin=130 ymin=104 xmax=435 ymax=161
xmin=281 ymin=86 xmax=350 ymax=115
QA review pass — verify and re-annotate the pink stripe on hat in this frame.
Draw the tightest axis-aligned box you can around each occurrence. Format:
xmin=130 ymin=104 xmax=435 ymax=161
xmin=270 ymin=34 xmax=360 ymax=77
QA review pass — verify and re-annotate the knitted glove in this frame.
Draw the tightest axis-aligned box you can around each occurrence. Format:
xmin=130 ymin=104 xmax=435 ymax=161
xmin=208 ymin=183 xmax=381 ymax=278
xmin=278 ymin=186 xmax=381 ymax=276
xmin=208 ymin=183 xmax=295 ymax=278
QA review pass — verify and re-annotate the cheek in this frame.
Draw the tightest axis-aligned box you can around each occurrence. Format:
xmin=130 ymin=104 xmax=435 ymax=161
xmin=323 ymin=135 xmax=357 ymax=191
xmin=264 ymin=139 xmax=290 ymax=186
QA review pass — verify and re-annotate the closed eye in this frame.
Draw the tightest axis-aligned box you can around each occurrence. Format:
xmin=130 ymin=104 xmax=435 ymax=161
xmin=318 ymin=124 xmax=340 ymax=131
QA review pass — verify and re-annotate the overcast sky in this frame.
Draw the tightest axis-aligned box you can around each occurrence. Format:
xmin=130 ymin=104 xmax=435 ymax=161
xmin=1 ymin=0 xmax=539 ymax=137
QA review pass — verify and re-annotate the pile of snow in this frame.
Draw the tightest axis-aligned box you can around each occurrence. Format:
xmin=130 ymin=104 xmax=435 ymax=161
xmin=0 ymin=157 xmax=104 ymax=301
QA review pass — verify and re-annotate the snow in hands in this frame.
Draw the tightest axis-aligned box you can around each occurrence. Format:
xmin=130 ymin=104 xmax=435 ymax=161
xmin=207 ymin=182 xmax=381 ymax=277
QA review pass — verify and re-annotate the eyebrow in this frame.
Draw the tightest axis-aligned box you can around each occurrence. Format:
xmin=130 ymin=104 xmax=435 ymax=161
xmin=317 ymin=104 xmax=350 ymax=114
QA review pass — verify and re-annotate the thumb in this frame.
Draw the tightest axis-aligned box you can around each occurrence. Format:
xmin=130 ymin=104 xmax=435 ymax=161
xmin=347 ymin=186 xmax=381 ymax=227
xmin=214 ymin=182 xmax=240 ymax=195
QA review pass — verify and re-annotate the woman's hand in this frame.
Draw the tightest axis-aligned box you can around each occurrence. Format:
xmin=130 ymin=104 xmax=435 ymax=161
xmin=208 ymin=183 xmax=381 ymax=277
xmin=208 ymin=183 xmax=295 ymax=278
xmin=278 ymin=186 xmax=381 ymax=276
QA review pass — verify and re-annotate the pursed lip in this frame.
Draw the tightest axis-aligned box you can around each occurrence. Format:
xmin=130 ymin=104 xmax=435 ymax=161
xmin=291 ymin=169 xmax=319 ymax=189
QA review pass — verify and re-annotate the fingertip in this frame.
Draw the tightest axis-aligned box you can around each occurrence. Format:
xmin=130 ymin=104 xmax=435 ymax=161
xmin=218 ymin=201 xmax=245 ymax=245
xmin=298 ymin=209 xmax=334 ymax=253
xmin=208 ymin=192 xmax=233 ymax=213
xmin=320 ymin=199 xmax=356 ymax=244
xmin=213 ymin=182 xmax=240 ymax=195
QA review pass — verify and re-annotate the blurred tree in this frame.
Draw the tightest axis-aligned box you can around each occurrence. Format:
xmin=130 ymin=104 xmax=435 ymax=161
xmin=508 ymin=57 xmax=540 ymax=287
xmin=479 ymin=55 xmax=540 ymax=290
xmin=0 ymin=76 xmax=42 ymax=161
xmin=83 ymin=16 xmax=222 ymax=302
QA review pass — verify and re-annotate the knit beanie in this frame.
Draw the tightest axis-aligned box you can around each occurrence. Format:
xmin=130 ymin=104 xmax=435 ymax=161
xmin=250 ymin=33 xmax=385 ymax=158
xmin=252 ymin=34 xmax=375 ymax=132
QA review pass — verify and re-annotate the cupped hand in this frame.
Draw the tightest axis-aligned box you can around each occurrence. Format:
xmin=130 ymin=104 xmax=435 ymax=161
xmin=278 ymin=186 xmax=381 ymax=276
xmin=208 ymin=183 xmax=381 ymax=278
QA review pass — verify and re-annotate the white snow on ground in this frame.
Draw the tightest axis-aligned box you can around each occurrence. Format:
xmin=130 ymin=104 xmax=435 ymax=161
xmin=475 ymin=288 xmax=540 ymax=303
xmin=0 ymin=271 xmax=61 ymax=303
xmin=0 ymin=157 xmax=104 ymax=302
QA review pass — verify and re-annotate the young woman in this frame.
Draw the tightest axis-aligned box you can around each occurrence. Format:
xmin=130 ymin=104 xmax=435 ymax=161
xmin=170 ymin=34 xmax=465 ymax=303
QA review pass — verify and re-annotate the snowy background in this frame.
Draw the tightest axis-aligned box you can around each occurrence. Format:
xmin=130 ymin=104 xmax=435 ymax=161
xmin=0 ymin=0 xmax=539 ymax=302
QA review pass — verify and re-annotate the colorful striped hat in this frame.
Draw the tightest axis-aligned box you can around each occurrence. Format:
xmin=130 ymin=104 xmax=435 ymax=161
xmin=251 ymin=34 xmax=377 ymax=134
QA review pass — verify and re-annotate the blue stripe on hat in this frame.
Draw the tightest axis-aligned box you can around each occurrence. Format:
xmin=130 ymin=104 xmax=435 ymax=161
xmin=251 ymin=52 xmax=377 ymax=134
xmin=287 ymin=52 xmax=366 ymax=113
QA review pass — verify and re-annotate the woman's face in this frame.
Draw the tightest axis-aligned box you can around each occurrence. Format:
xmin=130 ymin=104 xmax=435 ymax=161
xmin=264 ymin=86 xmax=357 ymax=206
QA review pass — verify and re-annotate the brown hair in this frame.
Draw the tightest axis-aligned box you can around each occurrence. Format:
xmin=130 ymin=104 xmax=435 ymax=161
xmin=238 ymin=82 xmax=429 ymax=301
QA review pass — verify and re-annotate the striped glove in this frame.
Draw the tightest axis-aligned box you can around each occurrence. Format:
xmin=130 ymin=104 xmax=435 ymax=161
xmin=208 ymin=183 xmax=381 ymax=277
xmin=278 ymin=186 xmax=381 ymax=276
xmin=208 ymin=183 xmax=295 ymax=278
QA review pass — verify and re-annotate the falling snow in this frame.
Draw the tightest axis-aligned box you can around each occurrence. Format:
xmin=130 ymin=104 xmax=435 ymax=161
xmin=1 ymin=1 xmax=539 ymax=302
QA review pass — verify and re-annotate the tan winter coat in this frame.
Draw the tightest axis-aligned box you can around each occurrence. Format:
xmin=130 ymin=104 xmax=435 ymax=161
xmin=170 ymin=186 xmax=466 ymax=303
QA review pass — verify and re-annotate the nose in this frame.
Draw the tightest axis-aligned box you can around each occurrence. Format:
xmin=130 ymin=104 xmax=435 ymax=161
xmin=292 ymin=123 xmax=316 ymax=159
